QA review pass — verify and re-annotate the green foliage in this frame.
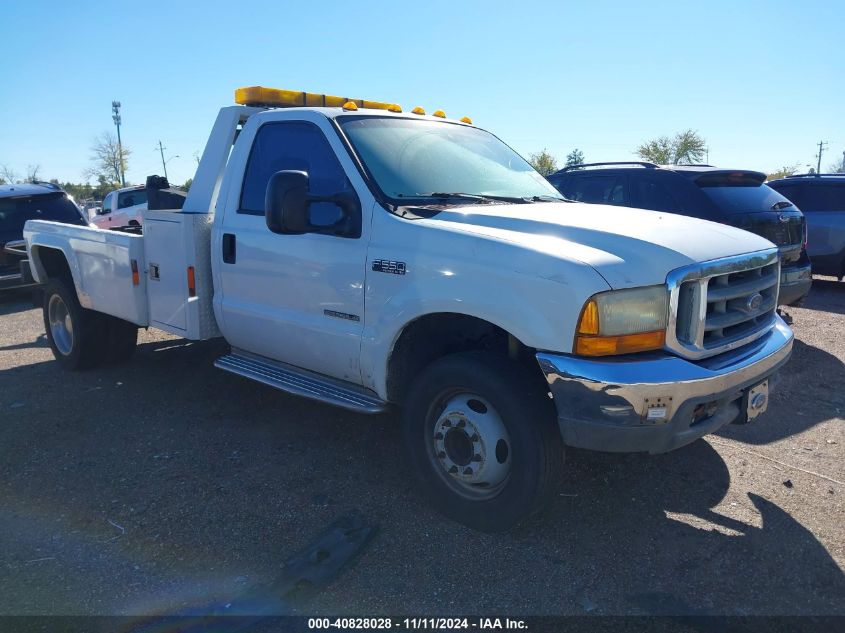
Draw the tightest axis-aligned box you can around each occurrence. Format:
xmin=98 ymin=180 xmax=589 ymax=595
xmin=182 ymin=178 xmax=193 ymax=191
xmin=766 ymin=164 xmax=801 ymax=181
xmin=636 ymin=129 xmax=707 ymax=165
xmin=565 ymin=149 xmax=585 ymax=167
xmin=528 ymin=149 xmax=558 ymax=176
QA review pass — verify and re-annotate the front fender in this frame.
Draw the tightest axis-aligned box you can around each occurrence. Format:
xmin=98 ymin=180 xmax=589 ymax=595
xmin=360 ymin=213 xmax=611 ymax=398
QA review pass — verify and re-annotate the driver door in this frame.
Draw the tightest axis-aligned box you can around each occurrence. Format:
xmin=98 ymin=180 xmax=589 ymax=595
xmin=216 ymin=117 xmax=369 ymax=385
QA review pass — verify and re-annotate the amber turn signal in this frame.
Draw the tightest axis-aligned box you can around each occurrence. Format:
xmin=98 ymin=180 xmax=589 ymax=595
xmin=575 ymin=330 xmax=665 ymax=356
xmin=577 ymin=299 xmax=599 ymax=335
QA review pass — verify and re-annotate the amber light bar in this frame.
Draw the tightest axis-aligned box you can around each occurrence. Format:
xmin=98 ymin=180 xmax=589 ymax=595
xmin=235 ymin=86 xmax=400 ymax=112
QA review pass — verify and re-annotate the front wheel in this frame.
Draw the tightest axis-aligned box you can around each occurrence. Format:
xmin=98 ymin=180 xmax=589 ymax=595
xmin=402 ymin=351 xmax=563 ymax=532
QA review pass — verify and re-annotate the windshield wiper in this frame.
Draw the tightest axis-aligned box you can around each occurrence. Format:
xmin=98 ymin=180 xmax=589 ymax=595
xmin=411 ymin=192 xmax=498 ymax=203
xmin=529 ymin=195 xmax=567 ymax=202
xmin=398 ymin=192 xmax=552 ymax=205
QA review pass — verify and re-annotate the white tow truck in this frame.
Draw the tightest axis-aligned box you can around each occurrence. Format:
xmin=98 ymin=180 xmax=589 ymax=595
xmin=24 ymin=87 xmax=794 ymax=531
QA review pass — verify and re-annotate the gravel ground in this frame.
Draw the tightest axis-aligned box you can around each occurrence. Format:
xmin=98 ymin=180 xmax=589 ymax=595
xmin=0 ymin=280 xmax=843 ymax=617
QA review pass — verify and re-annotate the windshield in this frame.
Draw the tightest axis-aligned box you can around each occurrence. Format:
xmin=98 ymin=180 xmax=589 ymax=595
xmin=337 ymin=116 xmax=562 ymax=203
xmin=0 ymin=193 xmax=85 ymax=235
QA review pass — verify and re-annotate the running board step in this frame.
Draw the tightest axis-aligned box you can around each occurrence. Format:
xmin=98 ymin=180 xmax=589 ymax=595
xmin=215 ymin=350 xmax=388 ymax=414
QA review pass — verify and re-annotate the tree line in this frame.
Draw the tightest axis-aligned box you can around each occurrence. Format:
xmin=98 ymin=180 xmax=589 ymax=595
xmin=527 ymin=130 xmax=845 ymax=180
xmin=1 ymin=132 xmax=190 ymax=201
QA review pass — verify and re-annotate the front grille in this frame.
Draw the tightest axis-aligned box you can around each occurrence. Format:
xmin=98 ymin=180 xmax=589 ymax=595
xmin=667 ymin=250 xmax=780 ymax=359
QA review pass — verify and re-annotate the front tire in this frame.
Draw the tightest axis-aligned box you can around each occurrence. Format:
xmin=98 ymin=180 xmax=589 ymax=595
xmin=402 ymin=351 xmax=563 ymax=532
xmin=42 ymin=278 xmax=107 ymax=370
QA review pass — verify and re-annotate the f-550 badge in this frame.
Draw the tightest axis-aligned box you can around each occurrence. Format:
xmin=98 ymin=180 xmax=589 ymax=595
xmin=372 ymin=259 xmax=407 ymax=275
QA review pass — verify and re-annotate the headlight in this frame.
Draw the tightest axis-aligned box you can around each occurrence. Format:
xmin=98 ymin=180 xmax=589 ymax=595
xmin=575 ymin=286 xmax=669 ymax=356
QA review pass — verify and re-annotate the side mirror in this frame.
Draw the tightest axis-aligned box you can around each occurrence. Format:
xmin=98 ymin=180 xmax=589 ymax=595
xmin=265 ymin=170 xmax=311 ymax=234
xmin=265 ymin=170 xmax=361 ymax=237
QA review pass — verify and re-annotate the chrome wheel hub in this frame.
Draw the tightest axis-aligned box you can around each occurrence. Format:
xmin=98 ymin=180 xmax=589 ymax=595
xmin=432 ymin=394 xmax=511 ymax=496
xmin=48 ymin=294 xmax=74 ymax=356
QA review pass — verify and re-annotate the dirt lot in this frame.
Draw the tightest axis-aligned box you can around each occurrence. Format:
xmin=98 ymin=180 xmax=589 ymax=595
xmin=0 ymin=280 xmax=843 ymax=618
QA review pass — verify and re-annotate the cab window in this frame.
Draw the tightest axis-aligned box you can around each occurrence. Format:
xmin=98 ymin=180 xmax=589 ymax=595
xmin=118 ymin=190 xmax=147 ymax=209
xmin=239 ymin=121 xmax=352 ymax=226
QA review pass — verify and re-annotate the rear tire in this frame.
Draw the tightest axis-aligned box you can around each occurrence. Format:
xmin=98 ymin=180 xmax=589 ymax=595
xmin=42 ymin=278 xmax=107 ymax=370
xmin=402 ymin=351 xmax=563 ymax=532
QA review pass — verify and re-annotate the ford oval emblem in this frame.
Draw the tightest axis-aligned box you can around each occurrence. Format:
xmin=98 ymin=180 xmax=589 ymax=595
xmin=746 ymin=293 xmax=763 ymax=311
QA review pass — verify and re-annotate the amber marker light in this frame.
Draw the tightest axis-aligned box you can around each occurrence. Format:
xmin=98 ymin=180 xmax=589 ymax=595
xmin=187 ymin=266 xmax=196 ymax=297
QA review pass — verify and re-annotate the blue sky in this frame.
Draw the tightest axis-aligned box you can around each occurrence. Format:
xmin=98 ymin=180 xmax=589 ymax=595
xmin=1 ymin=0 xmax=842 ymax=187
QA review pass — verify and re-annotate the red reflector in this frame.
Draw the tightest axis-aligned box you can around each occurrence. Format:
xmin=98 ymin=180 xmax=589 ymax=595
xmin=131 ymin=259 xmax=139 ymax=286
xmin=187 ymin=266 xmax=196 ymax=297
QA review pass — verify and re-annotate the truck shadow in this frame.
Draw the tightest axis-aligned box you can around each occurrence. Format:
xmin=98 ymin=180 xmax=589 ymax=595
xmin=715 ymin=339 xmax=844 ymax=445
xmin=520 ymin=443 xmax=845 ymax=615
xmin=1 ymin=336 xmax=842 ymax=617
xmin=0 ymin=289 xmax=37 ymax=316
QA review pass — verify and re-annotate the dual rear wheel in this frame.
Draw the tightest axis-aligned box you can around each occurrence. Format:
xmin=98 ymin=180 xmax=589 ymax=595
xmin=42 ymin=278 xmax=137 ymax=370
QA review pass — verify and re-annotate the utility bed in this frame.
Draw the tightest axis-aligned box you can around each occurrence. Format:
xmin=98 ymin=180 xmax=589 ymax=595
xmin=25 ymin=210 xmax=218 ymax=340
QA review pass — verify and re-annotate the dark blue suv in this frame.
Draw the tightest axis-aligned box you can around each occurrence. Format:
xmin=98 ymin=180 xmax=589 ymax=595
xmin=0 ymin=182 xmax=88 ymax=291
xmin=547 ymin=162 xmax=812 ymax=305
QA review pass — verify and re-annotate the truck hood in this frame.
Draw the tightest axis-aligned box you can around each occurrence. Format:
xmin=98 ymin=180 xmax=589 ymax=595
xmin=417 ymin=201 xmax=776 ymax=288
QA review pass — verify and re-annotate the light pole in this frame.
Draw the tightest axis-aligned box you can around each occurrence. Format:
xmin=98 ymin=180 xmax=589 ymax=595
xmin=112 ymin=101 xmax=125 ymax=187
xmin=156 ymin=141 xmax=179 ymax=181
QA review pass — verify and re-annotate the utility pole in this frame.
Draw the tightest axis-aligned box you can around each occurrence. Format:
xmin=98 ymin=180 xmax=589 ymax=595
xmin=112 ymin=101 xmax=125 ymax=187
xmin=816 ymin=140 xmax=828 ymax=175
xmin=155 ymin=141 xmax=179 ymax=182
xmin=157 ymin=140 xmax=168 ymax=180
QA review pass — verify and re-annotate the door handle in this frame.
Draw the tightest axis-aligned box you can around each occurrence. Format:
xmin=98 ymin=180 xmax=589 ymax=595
xmin=222 ymin=233 xmax=236 ymax=264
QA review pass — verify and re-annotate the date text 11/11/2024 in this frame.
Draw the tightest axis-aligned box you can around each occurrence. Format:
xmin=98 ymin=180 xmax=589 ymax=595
xmin=307 ymin=617 xmax=528 ymax=629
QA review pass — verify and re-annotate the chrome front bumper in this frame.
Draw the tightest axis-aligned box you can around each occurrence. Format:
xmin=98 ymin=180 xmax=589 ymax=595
xmin=536 ymin=317 xmax=794 ymax=454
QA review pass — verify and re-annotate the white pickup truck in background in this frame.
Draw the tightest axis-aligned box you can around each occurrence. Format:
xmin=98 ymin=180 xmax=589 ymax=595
xmin=24 ymin=87 xmax=794 ymax=531
xmin=90 ymin=184 xmax=148 ymax=230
